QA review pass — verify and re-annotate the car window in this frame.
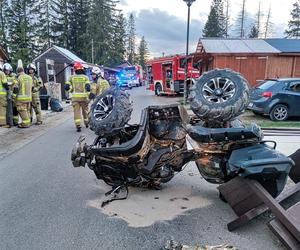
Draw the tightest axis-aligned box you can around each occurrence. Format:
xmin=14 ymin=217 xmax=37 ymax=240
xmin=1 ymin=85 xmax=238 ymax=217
xmin=288 ymin=82 xmax=300 ymax=92
xmin=256 ymin=80 xmax=277 ymax=90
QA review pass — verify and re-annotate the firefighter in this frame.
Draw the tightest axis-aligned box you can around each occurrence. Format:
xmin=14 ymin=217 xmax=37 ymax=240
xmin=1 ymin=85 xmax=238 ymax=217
xmin=65 ymin=62 xmax=91 ymax=132
xmin=3 ymin=63 xmax=19 ymax=126
xmin=0 ymin=64 xmax=8 ymax=127
xmin=89 ymin=67 xmax=110 ymax=100
xmin=98 ymin=71 xmax=110 ymax=94
xmin=27 ymin=63 xmax=43 ymax=125
xmin=14 ymin=60 xmax=33 ymax=128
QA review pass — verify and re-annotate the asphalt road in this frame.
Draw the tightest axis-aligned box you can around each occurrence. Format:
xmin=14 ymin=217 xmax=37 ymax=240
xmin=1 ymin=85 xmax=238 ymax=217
xmin=0 ymin=87 xmax=298 ymax=250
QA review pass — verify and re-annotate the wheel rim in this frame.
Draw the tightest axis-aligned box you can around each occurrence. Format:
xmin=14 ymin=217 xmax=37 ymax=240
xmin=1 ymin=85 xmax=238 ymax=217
xmin=93 ymin=94 xmax=115 ymax=121
xmin=273 ymin=106 xmax=287 ymax=120
xmin=202 ymin=77 xmax=236 ymax=103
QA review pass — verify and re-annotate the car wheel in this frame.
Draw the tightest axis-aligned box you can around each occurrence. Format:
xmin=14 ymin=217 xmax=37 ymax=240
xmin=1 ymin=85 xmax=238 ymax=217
xmin=188 ymin=68 xmax=250 ymax=126
xmin=155 ymin=84 xmax=162 ymax=96
xmin=270 ymin=104 xmax=288 ymax=121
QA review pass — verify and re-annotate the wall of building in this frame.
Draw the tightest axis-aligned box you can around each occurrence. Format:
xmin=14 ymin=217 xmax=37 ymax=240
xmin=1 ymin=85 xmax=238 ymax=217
xmin=212 ymin=55 xmax=300 ymax=87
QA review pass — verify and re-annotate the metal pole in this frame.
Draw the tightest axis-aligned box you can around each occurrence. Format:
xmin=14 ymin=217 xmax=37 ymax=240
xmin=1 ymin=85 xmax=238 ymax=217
xmin=91 ymin=39 xmax=94 ymax=64
xmin=184 ymin=5 xmax=191 ymax=105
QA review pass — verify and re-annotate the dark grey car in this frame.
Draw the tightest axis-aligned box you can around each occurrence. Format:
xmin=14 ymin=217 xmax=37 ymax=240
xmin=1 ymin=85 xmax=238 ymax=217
xmin=248 ymin=78 xmax=300 ymax=121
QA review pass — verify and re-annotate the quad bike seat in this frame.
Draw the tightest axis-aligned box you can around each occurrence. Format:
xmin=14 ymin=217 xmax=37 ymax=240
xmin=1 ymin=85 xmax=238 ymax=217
xmin=91 ymin=109 xmax=148 ymax=156
xmin=187 ymin=123 xmax=263 ymax=143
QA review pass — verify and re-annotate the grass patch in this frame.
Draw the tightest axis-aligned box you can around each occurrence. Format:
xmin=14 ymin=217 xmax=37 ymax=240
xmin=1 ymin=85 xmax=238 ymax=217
xmin=241 ymin=111 xmax=300 ymax=128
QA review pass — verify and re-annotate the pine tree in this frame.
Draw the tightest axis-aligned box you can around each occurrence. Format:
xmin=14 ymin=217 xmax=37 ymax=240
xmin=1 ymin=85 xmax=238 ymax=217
xmin=51 ymin=0 xmax=69 ymax=48
xmin=0 ymin=0 xmax=9 ymax=49
xmin=127 ymin=13 xmax=136 ymax=64
xmin=203 ymin=0 xmax=226 ymax=37
xmin=249 ymin=25 xmax=259 ymax=38
xmin=68 ymin=0 xmax=89 ymax=57
xmin=109 ymin=11 xmax=127 ymax=65
xmin=137 ymin=36 xmax=149 ymax=70
xmin=35 ymin=0 xmax=54 ymax=52
xmin=7 ymin=0 xmax=37 ymax=64
xmin=249 ymin=2 xmax=261 ymax=38
xmin=285 ymin=0 xmax=300 ymax=38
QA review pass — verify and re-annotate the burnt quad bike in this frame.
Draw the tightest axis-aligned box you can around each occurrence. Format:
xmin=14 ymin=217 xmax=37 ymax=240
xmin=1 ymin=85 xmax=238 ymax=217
xmin=71 ymin=69 xmax=294 ymax=202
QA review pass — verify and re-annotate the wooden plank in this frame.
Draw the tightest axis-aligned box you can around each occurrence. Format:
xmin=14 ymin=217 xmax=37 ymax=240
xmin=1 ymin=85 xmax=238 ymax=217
xmin=269 ymin=220 xmax=300 ymax=250
xmin=222 ymin=179 xmax=300 ymax=231
xmin=269 ymin=202 xmax=300 ymax=250
xmin=249 ymin=180 xmax=300 ymax=240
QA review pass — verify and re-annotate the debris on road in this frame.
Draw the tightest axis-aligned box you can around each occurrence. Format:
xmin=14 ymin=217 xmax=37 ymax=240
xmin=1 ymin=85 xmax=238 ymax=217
xmin=163 ymin=240 xmax=237 ymax=250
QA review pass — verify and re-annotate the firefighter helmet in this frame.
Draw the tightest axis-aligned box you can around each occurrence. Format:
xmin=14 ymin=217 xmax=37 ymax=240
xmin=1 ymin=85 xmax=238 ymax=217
xmin=91 ymin=66 xmax=101 ymax=75
xmin=73 ymin=62 xmax=84 ymax=71
xmin=27 ymin=63 xmax=37 ymax=72
xmin=3 ymin=63 xmax=13 ymax=72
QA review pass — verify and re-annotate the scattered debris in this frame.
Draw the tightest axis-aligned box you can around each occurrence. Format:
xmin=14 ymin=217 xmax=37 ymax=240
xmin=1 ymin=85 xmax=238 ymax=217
xmin=162 ymin=240 xmax=237 ymax=250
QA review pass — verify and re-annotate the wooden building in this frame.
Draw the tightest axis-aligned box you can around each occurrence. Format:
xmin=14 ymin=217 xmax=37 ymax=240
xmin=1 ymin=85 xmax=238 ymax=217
xmin=0 ymin=46 xmax=8 ymax=68
xmin=33 ymin=46 xmax=86 ymax=99
xmin=194 ymin=39 xmax=300 ymax=86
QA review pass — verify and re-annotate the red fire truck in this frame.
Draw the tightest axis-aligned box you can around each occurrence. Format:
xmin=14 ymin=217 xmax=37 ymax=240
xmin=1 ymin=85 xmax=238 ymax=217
xmin=146 ymin=54 xmax=200 ymax=95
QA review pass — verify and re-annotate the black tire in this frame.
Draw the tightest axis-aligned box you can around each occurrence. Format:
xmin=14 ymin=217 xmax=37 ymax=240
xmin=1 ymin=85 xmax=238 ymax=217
xmin=188 ymin=69 xmax=250 ymax=124
xmin=89 ymin=88 xmax=133 ymax=136
xmin=155 ymin=84 xmax=162 ymax=96
xmin=270 ymin=104 xmax=288 ymax=121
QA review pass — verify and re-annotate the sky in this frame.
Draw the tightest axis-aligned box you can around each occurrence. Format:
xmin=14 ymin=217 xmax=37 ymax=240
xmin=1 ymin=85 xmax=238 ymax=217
xmin=118 ymin=0 xmax=296 ymax=57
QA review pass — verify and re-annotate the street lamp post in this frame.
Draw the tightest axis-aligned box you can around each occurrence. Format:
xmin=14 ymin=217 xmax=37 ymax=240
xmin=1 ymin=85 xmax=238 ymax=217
xmin=183 ymin=0 xmax=196 ymax=105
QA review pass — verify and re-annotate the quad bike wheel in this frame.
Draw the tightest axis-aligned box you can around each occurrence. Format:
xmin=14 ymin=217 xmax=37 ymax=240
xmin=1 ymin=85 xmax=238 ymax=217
xmin=189 ymin=69 xmax=250 ymax=124
xmin=89 ymin=88 xmax=133 ymax=136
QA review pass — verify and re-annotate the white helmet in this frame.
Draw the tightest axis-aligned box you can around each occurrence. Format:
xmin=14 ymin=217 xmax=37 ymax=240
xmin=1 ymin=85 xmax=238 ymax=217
xmin=91 ymin=66 xmax=101 ymax=75
xmin=3 ymin=63 xmax=13 ymax=72
xmin=27 ymin=63 xmax=36 ymax=72
xmin=100 ymin=70 xmax=105 ymax=78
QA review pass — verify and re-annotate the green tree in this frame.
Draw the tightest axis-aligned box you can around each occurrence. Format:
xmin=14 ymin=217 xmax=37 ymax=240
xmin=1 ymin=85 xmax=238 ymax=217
xmin=0 ymin=0 xmax=9 ymax=49
xmin=7 ymin=0 xmax=37 ymax=64
xmin=285 ymin=0 xmax=300 ymax=38
xmin=249 ymin=24 xmax=259 ymax=38
xmin=51 ymin=0 xmax=69 ymax=48
xmin=137 ymin=36 xmax=149 ymax=70
xmin=109 ymin=11 xmax=127 ymax=65
xmin=249 ymin=2 xmax=261 ymax=38
xmin=203 ymin=0 xmax=226 ymax=37
xmin=68 ymin=0 xmax=89 ymax=57
xmin=127 ymin=13 xmax=136 ymax=64
xmin=35 ymin=0 xmax=54 ymax=52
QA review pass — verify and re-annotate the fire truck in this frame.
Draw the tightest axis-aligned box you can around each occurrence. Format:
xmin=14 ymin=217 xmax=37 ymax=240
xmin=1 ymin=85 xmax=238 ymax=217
xmin=146 ymin=54 xmax=200 ymax=95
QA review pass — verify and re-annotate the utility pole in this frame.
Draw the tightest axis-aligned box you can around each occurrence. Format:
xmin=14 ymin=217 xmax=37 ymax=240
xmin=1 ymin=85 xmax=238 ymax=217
xmin=183 ymin=0 xmax=196 ymax=105
xmin=91 ymin=39 xmax=94 ymax=64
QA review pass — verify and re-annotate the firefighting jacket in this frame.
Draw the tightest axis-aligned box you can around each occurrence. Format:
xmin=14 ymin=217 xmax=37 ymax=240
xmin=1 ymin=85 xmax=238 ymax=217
xmin=98 ymin=79 xmax=110 ymax=95
xmin=65 ymin=74 xmax=90 ymax=102
xmin=31 ymin=75 xmax=43 ymax=101
xmin=0 ymin=71 xmax=8 ymax=98
xmin=15 ymin=73 xmax=33 ymax=103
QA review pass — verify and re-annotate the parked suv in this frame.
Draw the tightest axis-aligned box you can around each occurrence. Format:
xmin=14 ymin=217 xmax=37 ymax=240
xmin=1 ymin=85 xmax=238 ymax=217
xmin=248 ymin=78 xmax=300 ymax=121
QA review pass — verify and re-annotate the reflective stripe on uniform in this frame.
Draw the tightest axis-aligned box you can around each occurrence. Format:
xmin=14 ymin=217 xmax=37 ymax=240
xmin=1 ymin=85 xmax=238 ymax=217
xmin=75 ymin=119 xmax=81 ymax=122
xmin=23 ymin=119 xmax=31 ymax=124
xmin=72 ymin=93 xmax=88 ymax=98
xmin=0 ymin=92 xmax=6 ymax=96
xmin=17 ymin=96 xmax=32 ymax=101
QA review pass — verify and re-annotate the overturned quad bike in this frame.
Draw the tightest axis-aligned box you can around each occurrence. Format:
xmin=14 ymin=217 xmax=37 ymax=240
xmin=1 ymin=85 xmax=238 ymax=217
xmin=71 ymin=69 xmax=294 ymax=203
